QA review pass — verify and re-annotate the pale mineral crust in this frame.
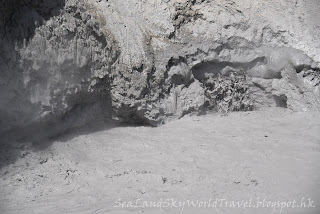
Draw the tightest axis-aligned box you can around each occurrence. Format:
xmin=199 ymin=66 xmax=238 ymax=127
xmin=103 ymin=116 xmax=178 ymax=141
xmin=0 ymin=0 xmax=319 ymax=135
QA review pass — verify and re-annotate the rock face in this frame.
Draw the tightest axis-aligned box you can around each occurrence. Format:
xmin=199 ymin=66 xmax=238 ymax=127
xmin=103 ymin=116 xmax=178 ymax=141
xmin=1 ymin=0 xmax=320 ymax=135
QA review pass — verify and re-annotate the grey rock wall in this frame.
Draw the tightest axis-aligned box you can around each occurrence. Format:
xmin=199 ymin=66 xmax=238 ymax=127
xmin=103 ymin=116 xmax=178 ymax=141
xmin=1 ymin=0 xmax=319 ymax=136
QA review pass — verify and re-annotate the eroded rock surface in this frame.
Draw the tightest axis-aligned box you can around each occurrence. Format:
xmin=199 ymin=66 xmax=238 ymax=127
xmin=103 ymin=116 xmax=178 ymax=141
xmin=1 ymin=0 xmax=320 ymax=135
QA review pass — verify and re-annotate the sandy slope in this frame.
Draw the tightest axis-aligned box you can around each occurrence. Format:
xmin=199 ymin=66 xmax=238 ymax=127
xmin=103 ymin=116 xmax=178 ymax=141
xmin=0 ymin=108 xmax=320 ymax=214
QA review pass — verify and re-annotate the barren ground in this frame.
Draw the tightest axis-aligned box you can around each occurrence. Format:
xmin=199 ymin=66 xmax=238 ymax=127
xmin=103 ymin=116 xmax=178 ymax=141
xmin=0 ymin=108 xmax=319 ymax=214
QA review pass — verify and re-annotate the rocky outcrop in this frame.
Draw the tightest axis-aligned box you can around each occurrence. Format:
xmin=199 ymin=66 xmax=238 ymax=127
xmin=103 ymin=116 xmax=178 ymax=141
xmin=1 ymin=0 xmax=118 ymax=135
xmin=1 ymin=0 xmax=320 ymax=136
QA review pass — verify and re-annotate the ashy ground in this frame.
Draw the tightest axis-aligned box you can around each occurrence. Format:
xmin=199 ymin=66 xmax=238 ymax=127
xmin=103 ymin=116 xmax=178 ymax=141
xmin=0 ymin=108 xmax=319 ymax=214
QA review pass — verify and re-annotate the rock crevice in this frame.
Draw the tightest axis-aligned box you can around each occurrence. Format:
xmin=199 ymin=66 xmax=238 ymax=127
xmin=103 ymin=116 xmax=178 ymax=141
xmin=1 ymin=0 xmax=320 ymax=136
